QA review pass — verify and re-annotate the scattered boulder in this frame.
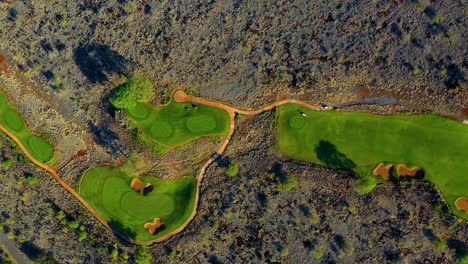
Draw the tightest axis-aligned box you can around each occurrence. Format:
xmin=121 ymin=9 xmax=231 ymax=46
xmin=130 ymin=178 xmax=152 ymax=195
xmin=397 ymin=164 xmax=421 ymax=177
xmin=144 ymin=218 xmax=163 ymax=235
xmin=373 ymin=162 xmax=393 ymax=180
xmin=455 ymin=197 xmax=468 ymax=213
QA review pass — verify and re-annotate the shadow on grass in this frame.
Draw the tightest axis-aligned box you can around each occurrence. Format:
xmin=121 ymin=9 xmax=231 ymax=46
xmin=143 ymin=185 xmax=153 ymax=196
xmin=314 ymin=140 xmax=356 ymax=170
xmin=108 ymin=218 xmax=137 ymax=240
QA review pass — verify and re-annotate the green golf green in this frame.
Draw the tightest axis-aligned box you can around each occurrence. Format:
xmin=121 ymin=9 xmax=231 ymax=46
xmin=79 ymin=166 xmax=197 ymax=242
xmin=0 ymin=92 xmax=53 ymax=162
xmin=126 ymin=100 xmax=230 ymax=147
xmin=276 ymin=104 xmax=468 ymax=219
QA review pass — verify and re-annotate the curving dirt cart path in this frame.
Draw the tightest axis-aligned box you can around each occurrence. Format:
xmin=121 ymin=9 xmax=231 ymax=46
xmin=173 ymin=89 xmax=322 ymax=160
xmin=0 ymin=124 xmax=114 ymax=238
xmin=9 ymin=88 xmax=466 ymax=245
xmin=165 ymin=90 xmax=324 ymax=245
xmin=0 ymin=90 xmax=321 ymax=246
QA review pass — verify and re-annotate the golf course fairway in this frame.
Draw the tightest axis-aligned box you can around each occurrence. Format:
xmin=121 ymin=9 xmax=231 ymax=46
xmin=126 ymin=100 xmax=230 ymax=147
xmin=79 ymin=166 xmax=197 ymax=242
xmin=0 ymin=92 xmax=53 ymax=162
xmin=276 ymin=104 xmax=468 ymax=219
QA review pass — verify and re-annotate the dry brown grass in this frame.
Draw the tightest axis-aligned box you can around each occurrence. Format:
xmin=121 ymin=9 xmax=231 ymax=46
xmin=455 ymin=197 xmax=468 ymax=213
xmin=372 ymin=162 xmax=393 ymax=180
xmin=130 ymin=178 xmax=152 ymax=195
xmin=144 ymin=218 xmax=163 ymax=235
xmin=397 ymin=164 xmax=421 ymax=177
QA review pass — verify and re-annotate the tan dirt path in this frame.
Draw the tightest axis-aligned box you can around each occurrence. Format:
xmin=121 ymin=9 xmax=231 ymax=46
xmin=0 ymin=89 xmax=322 ymax=245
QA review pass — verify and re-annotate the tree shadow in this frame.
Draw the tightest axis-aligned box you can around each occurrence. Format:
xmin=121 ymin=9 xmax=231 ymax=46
xmin=108 ymin=218 xmax=137 ymax=240
xmin=314 ymin=140 xmax=356 ymax=170
xmin=87 ymin=121 xmax=119 ymax=148
xmin=447 ymin=239 xmax=468 ymax=260
xmin=20 ymin=241 xmax=57 ymax=263
xmin=268 ymin=162 xmax=287 ymax=183
xmin=215 ymin=155 xmax=230 ymax=168
xmin=73 ymin=44 xmax=131 ymax=83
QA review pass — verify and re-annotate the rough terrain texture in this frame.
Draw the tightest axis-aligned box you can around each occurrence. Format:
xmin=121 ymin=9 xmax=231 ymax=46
xmin=0 ymin=0 xmax=466 ymax=263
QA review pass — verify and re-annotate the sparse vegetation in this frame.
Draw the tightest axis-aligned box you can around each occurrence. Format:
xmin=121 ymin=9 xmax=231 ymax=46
xmin=26 ymin=175 xmax=38 ymax=185
xmin=226 ymin=164 xmax=239 ymax=177
xmin=0 ymin=0 xmax=466 ymax=263
xmin=278 ymin=175 xmax=298 ymax=191
xmin=134 ymin=246 xmax=152 ymax=264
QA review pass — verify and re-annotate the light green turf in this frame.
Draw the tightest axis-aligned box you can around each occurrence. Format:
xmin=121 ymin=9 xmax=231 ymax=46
xmin=277 ymin=104 xmax=468 ymax=219
xmin=79 ymin=166 xmax=197 ymax=242
xmin=126 ymin=101 xmax=230 ymax=147
xmin=0 ymin=92 xmax=53 ymax=162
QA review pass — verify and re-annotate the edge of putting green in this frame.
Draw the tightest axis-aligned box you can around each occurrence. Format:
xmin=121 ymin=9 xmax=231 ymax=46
xmin=276 ymin=104 xmax=468 ymax=220
xmin=0 ymin=92 xmax=53 ymax=162
xmin=79 ymin=166 xmax=197 ymax=243
xmin=124 ymin=99 xmax=230 ymax=148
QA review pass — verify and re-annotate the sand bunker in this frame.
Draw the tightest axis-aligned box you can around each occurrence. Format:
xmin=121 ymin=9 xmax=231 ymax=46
xmin=455 ymin=197 xmax=468 ymax=213
xmin=130 ymin=178 xmax=152 ymax=195
xmin=144 ymin=218 xmax=163 ymax=235
xmin=373 ymin=162 xmax=393 ymax=180
xmin=397 ymin=164 xmax=421 ymax=177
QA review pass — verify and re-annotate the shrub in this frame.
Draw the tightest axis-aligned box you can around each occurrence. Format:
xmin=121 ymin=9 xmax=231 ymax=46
xmin=226 ymin=164 xmax=239 ymax=177
xmin=168 ymin=250 xmax=177 ymax=259
xmin=26 ymin=175 xmax=38 ymax=185
xmin=278 ymin=176 xmax=298 ymax=191
xmin=56 ymin=210 xmax=66 ymax=220
xmin=134 ymin=246 xmax=152 ymax=264
xmin=2 ymin=159 xmax=13 ymax=169
xmin=78 ymin=231 xmax=87 ymax=241
xmin=110 ymin=75 xmax=154 ymax=109
xmin=121 ymin=251 xmax=129 ymax=260
xmin=6 ymin=231 xmax=15 ymax=240
xmin=68 ymin=221 xmax=79 ymax=229
xmin=111 ymin=245 xmax=119 ymax=260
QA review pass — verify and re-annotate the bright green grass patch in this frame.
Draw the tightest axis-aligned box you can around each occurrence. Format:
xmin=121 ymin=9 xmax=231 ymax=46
xmin=277 ymin=104 xmax=468 ymax=219
xmin=0 ymin=92 xmax=53 ymax=162
xmin=126 ymin=101 xmax=230 ymax=147
xmin=226 ymin=164 xmax=239 ymax=177
xmin=79 ymin=166 xmax=197 ymax=242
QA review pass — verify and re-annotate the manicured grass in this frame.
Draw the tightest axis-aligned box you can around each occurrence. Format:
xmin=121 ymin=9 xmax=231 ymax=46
xmin=79 ymin=166 xmax=197 ymax=242
xmin=0 ymin=92 xmax=53 ymax=162
xmin=126 ymin=101 xmax=230 ymax=147
xmin=276 ymin=104 xmax=468 ymax=219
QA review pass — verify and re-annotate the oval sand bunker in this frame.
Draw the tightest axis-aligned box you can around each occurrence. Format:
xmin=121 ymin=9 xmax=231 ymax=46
xmin=455 ymin=197 xmax=468 ymax=213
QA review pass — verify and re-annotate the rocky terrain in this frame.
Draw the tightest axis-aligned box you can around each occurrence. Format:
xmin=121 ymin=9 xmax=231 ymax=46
xmin=0 ymin=0 xmax=466 ymax=263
